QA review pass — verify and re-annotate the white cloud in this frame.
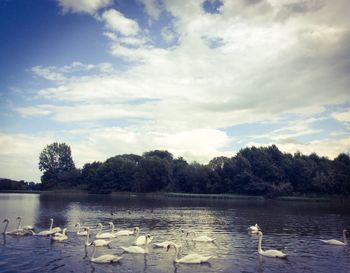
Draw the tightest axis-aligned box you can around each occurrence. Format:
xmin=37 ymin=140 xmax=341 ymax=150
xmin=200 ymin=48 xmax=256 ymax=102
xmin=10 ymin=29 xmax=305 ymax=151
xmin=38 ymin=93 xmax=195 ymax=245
xmin=102 ymin=9 xmax=140 ymax=36
xmin=31 ymin=66 xmax=66 ymax=82
xmin=332 ymin=109 xmax=350 ymax=123
xmin=57 ymin=0 xmax=112 ymax=14
xmin=139 ymin=0 xmax=162 ymax=20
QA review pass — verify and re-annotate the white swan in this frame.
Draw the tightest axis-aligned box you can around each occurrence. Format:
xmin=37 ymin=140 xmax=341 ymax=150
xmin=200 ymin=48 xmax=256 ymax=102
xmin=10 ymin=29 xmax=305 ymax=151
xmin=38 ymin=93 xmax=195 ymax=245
xmin=114 ymin=225 xmax=137 ymax=236
xmin=248 ymin=224 xmax=260 ymax=233
xmin=85 ymin=228 xmax=115 ymax=247
xmin=52 ymin=228 xmax=68 ymax=242
xmin=257 ymin=231 xmax=287 ymax=258
xmin=95 ymin=223 xmax=116 ymax=239
xmin=187 ymin=231 xmax=216 ymax=242
xmin=153 ymin=241 xmax=176 ymax=248
xmin=90 ymin=242 xmax=123 ymax=264
xmin=133 ymin=228 xmax=154 ymax=246
xmin=75 ymin=223 xmax=88 ymax=236
xmin=166 ymin=242 xmax=212 ymax=263
xmin=16 ymin=216 xmax=34 ymax=231
xmin=121 ymin=234 xmax=152 ymax=253
xmin=2 ymin=219 xmax=35 ymax=236
xmin=37 ymin=218 xmax=56 ymax=236
xmin=321 ymin=229 xmax=348 ymax=246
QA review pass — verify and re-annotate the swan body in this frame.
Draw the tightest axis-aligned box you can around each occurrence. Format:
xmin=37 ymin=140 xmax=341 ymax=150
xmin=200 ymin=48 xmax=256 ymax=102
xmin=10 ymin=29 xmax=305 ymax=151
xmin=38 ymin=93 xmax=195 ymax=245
xmin=187 ymin=232 xmax=216 ymax=242
xmin=16 ymin=217 xmax=34 ymax=230
xmin=3 ymin=219 xmax=35 ymax=235
xmin=248 ymin=224 xmax=260 ymax=233
xmin=96 ymin=223 xmax=116 ymax=239
xmin=134 ymin=234 xmax=153 ymax=246
xmin=121 ymin=234 xmax=151 ymax=253
xmin=257 ymin=231 xmax=287 ymax=258
xmin=115 ymin=225 xmax=137 ymax=236
xmin=85 ymin=228 xmax=115 ymax=247
xmin=90 ymin=243 xmax=123 ymax=264
xmin=321 ymin=229 xmax=347 ymax=246
xmin=75 ymin=223 xmax=88 ymax=236
xmin=153 ymin=241 xmax=176 ymax=248
xmin=52 ymin=228 xmax=68 ymax=242
xmin=37 ymin=218 xmax=56 ymax=236
xmin=166 ymin=242 xmax=211 ymax=263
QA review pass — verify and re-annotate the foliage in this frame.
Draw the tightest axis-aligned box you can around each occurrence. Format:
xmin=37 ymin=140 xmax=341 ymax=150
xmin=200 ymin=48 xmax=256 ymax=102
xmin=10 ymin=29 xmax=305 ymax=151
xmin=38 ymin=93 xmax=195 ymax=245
xmin=31 ymin=144 xmax=350 ymax=197
xmin=38 ymin=142 xmax=76 ymax=190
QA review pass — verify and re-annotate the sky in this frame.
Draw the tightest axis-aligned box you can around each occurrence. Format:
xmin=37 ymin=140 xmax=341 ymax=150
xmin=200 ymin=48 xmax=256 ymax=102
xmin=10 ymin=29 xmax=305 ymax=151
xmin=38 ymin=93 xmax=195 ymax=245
xmin=0 ymin=0 xmax=349 ymax=183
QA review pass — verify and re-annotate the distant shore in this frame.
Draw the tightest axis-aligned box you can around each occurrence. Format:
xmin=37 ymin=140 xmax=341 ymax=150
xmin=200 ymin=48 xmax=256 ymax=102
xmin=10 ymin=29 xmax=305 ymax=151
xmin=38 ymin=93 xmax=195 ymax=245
xmin=2 ymin=189 xmax=347 ymax=203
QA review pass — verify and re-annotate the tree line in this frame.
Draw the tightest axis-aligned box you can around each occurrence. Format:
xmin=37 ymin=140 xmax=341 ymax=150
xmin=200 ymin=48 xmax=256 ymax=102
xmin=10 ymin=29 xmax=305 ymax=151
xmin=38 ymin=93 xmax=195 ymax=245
xmin=0 ymin=178 xmax=41 ymax=191
xmin=35 ymin=142 xmax=350 ymax=197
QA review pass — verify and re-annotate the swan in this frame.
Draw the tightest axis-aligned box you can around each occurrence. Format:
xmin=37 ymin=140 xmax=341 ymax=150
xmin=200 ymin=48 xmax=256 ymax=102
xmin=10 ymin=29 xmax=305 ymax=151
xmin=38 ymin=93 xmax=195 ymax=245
xmin=257 ymin=231 xmax=287 ymax=258
xmin=166 ymin=242 xmax=212 ymax=263
xmin=321 ymin=229 xmax=348 ymax=246
xmin=2 ymin=219 xmax=35 ymax=236
xmin=114 ymin=225 xmax=137 ymax=236
xmin=37 ymin=218 xmax=56 ymax=236
xmin=153 ymin=241 xmax=176 ymax=248
xmin=133 ymin=228 xmax=154 ymax=246
xmin=121 ymin=234 xmax=152 ymax=254
xmin=96 ymin=223 xmax=116 ymax=239
xmin=90 ymin=242 xmax=123 ymax=264
xmin=187 ymin=231 xmax=216 ymax=242
xmin=75 ymin=223 xmax=88 ymax=236
xmin=16 ymin=216 xmax=34 ymax=230
xmin=52 ymin=228 xmax=68 ymax=242
xmin=248 ymin=224 xmax=260 ymax=233
xmin=84 ymin=228 xmax=115 ymax=247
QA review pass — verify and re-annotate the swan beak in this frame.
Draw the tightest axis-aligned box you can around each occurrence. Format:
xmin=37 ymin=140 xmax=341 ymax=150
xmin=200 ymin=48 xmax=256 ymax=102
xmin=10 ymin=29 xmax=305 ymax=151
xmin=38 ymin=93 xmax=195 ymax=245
xmin=166 ymin=245 xmax=170 ymax=252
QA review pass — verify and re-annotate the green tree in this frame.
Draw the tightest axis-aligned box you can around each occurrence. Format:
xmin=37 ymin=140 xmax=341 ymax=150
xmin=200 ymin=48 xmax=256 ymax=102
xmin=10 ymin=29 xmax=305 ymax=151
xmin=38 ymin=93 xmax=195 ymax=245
xmin=39 ymin=142 xmax=76 ymax=189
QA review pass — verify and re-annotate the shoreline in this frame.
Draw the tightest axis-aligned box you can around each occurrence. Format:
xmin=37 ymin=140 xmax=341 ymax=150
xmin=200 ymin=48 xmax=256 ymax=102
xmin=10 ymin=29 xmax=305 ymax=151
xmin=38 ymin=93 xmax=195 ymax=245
xmin=2 ymin=189 xmax=346 ymax=202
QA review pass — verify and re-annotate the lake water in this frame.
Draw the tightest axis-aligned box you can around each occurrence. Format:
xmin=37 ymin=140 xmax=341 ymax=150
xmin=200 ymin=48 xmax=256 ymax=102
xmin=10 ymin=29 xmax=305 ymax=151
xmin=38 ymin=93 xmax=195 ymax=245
xmin=0 ymin=193 xmax=349 ymax=273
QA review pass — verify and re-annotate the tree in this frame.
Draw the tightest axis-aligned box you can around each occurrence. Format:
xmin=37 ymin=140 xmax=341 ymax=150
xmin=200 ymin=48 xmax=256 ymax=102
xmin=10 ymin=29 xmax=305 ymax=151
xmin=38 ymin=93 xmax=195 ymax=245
xmin=39 ymin=142 xmax=76 ymax=189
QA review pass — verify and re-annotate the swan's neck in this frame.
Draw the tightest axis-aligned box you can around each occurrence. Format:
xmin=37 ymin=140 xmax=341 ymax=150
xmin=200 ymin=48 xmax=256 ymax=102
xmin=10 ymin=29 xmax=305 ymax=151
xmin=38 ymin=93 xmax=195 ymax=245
xmin=258 ymin=234 xmax=263 ymax=253
xmin=62 ymin=229 xmax=66 ymax=236
xmin=49 ymin=220 xmax=53 ymax=231
xmin=343 ymin=231 xmax=347 ymax=245
xmin=144 ymin=237 xmax=150 ymax=253
xmin=3 ymin=222 xmax=9 ymax=234
xmin=17 ymin=218 xmax=21 ymax=229
xmin=97 ymin=225 xmax=102 ymax=235
xmin=91 ymin=244 xmax=97 ymax=259
xmin=85 ymin=232 xmax=90 ymax=245
xmin=110 ymin=224 xmax=114 ymax=234
xmin=173 ymin=245 xmax=179 ymax=262
xmin=76 ymin=223 xmax=80 ymax=231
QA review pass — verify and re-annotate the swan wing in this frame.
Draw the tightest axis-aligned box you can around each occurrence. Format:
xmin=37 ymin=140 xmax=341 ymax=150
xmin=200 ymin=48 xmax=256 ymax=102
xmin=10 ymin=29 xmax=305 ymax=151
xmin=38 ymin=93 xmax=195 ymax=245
xmin=121 ymin=245 xmax=145 ymax=253
xmin=320 ymin=239 xmax=346 ymax=246
xmin=261 ymin=249 xmax=287 ymax=258
xmin=153 ymin=241 xmax=174 ymax=248
xmin=92 ymin=255 xmax=122 ymax=263
xmin=178 ymin=253 xmax=211 ymax=264
xmin=96 ymin=232 xmax=114 ymax=239
xmin=134 ymin=235 xmax=146 ymax=245
xmin=115 ymin=230 xmax=133 ymax=236
xmin=194 ymin=235 xmax=215 ymax=242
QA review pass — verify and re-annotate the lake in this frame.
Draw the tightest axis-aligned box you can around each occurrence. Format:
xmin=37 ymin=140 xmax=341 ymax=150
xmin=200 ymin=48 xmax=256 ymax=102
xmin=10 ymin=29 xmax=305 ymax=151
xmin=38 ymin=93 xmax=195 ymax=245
xmin=0 ymin=193 xmax=349 ymax=273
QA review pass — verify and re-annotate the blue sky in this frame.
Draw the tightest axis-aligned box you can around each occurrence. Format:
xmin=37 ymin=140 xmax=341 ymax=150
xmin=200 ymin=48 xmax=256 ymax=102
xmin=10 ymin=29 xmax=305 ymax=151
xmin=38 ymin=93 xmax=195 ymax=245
xmin=0 ymin=0 xmax=349 ymax=182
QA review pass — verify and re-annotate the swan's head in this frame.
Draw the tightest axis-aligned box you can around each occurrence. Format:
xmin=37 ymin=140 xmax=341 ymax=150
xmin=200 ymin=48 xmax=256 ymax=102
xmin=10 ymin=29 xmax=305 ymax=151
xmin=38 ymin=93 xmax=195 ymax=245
xmin=133 ymin=227 xmax=140 ymax=234
xmin=16 ymin=216 xmax=21 ymax=220
xmin=50 ymin=218 xmax=53 ymax=222
xmin=96 ymin=223 xmax=102 ymax=228
xmin=84 ymin=227 xmax=90 ymax=232
xmin=3 ymin=219 xmax=9 ymax=223
xmin=108 ymin=222 xmax=114 ymax=227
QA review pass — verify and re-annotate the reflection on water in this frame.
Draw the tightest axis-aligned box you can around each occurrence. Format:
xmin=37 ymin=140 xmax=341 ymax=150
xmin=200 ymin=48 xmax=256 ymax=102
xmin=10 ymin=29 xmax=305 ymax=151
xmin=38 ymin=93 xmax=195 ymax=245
xmin=0 ymin=193 xmax=350 ymax=273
